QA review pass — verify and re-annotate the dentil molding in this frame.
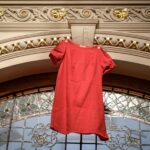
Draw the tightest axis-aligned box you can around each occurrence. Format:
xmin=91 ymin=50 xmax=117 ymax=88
xmin=0 ymin=31 xmax=150 ymax=61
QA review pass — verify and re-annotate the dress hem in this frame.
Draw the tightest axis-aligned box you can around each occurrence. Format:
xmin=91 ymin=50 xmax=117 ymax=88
xmin=50 ymin=125 xmax=109 ymax=141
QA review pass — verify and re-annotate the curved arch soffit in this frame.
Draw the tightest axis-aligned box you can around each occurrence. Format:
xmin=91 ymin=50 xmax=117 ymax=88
xmin=0 ymin=30 xmax=150 ymax=82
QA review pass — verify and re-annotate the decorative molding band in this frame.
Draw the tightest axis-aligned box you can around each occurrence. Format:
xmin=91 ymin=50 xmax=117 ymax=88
xmin=0 ymin=7 xmax=150 ymax=23
xmin=0 ymin=34 xmax=71 ymax=56
xmin=0 ymin=30 xmax=71 ymax=44
xmin=96 ymin=30 xmax=150 ymax=41
xmin=94 ymin=35 xmax=150 ymax=53
xmin=0 ymin=32 xmax=149 ymax=58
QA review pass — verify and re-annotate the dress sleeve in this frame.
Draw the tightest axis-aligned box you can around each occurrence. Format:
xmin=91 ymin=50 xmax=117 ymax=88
xmin=100 ymin=47 xmax=116 ymax=75
xmin=49 ymin=40 xmax=66 ymax=65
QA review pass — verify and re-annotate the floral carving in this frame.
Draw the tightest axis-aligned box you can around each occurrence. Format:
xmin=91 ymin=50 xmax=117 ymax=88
xmin=0 ymin=7 xmax=150 ymax=22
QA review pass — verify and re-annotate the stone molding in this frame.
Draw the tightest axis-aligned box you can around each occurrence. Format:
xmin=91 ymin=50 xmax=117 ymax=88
xmin=0 ymin=31 xmax=149 ymax=60
xmin=0 ymin=0 xmax=150 ymax=5
xmin=0 ymin=7 xmax=150 ymax=23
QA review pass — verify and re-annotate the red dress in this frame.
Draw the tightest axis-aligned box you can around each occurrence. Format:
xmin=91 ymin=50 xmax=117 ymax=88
xmin=49 ymin=39 xmax=116 ymax=141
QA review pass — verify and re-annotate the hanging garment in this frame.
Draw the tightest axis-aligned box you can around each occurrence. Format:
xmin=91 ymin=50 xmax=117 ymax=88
xmin=49 ymin=39 xmax=116 ymax=141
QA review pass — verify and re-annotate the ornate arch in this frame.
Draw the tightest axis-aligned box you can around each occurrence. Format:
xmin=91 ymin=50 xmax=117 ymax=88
xmin=0 ymin=30 xmax=150 ymax=84
xmin=0 ymin=1 xmax=150 ymax=150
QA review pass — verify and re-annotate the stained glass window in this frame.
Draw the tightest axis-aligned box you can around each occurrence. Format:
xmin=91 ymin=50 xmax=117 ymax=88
xmin=0 ymin=88 xmax=149 ymax=150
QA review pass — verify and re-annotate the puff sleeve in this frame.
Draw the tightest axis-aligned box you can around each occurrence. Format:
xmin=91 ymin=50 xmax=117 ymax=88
xmin=49 ymin=40 xmax=66 ymax=65
xmin=100 ymin=48 xmax=116 ymax=75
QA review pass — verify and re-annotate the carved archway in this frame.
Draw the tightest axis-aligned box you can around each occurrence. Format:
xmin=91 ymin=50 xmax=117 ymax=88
xmin=0 ymin=1 xmax=150 ymax=150
xmin=0 ymin=30 xmax=150 ymax=83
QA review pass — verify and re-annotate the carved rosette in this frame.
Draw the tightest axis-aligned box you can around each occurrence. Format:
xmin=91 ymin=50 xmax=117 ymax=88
xmin=145 ymin=9 xmax=150 ymax=17
xmin=47 ymin=8 xmax=66 ymax=21
xmin=81 ymin=9 xmax=92 ymax=18
xmin=0 ymin=7 xmax=150 ymax=22
xmin=0 ymin=34 xmax=150 ymax=56
xmin=0 ymin=8 xmax=5 ymax=17
xmin=111 ymin=8 xmax=129 ymax=21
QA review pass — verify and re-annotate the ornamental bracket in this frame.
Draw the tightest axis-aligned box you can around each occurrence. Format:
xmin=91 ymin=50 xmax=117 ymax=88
xmin=68 ymin=19 xmax=99 ymax=45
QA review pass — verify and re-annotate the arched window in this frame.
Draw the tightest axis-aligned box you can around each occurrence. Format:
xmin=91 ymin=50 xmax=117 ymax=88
xmin=0 ymin=87 xmax=149 ymax=150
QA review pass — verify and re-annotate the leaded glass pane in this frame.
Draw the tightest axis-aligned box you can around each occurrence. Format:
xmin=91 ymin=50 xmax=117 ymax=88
xmin=67 ymin=133 xmax=80 ymax=143
xmin=0 ymin=90 xmax=149 ymax=150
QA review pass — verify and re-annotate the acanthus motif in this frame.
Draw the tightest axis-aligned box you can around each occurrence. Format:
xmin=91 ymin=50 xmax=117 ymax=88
xmin=0 ymin=7 xmax=150 ymax=22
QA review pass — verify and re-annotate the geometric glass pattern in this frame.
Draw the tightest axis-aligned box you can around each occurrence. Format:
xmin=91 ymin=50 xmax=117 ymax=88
xmin=0 ymin=89 xmax=149 ymax=150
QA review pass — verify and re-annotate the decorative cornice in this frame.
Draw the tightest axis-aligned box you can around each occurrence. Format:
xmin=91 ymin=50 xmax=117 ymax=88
xmin=94 ymin=35 xmax=150 ymax=53
xmin=0 ymin=30 xmax=71 ymax=44
xmin=0 ymin=31 xmax=149 ymax=58
xmin=0 ymin=7 xmax=150 ymax=23
xmin=0 ymin=34 xmax=71 ymax=56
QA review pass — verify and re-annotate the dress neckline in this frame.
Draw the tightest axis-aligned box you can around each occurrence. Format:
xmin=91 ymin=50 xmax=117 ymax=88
xmin=66 ymin=39 xmax=99 ymax=49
